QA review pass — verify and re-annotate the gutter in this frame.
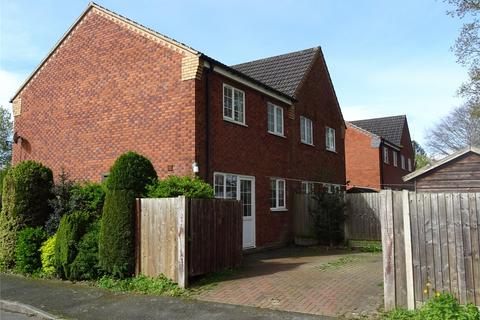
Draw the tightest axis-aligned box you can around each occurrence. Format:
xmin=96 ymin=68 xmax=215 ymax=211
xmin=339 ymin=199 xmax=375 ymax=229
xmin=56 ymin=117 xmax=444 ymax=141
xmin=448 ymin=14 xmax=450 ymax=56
xmin=200 ymin=55 xmax=296 ymax=106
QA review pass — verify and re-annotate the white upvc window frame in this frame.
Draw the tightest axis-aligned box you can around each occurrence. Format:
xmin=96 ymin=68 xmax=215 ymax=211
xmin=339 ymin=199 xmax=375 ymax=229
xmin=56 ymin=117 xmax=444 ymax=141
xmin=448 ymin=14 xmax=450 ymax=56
xmin=393 ymin=151 xmax=398 ymax=167
xmin=271 ymin=178 xmax=286 ymax=211
xmin=401 ymin=154 xmax=406 ymax=170
xmin=407 ymin=158 xmax=412 ymax=171
xmin=383 ymin=146 xmax=389 ymax=164
xmin=267 ymin=102 xmax=284 ymax=136
xmin=300 ymin=116 xmax=313 ymax=145
xmin=326 ymin=127 xmax=336 ymax=152
xmin=301 ymin=181 xmax=315 ymax=194
xmin=324 ymin=183 xmax=341 ymax=194
xmin=223 ymin=83 xmax=246 ymax=125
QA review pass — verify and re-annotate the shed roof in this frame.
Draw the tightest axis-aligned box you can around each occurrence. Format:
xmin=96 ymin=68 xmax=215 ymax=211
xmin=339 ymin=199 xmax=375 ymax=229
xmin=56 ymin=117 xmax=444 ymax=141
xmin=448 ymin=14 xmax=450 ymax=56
xmin=403 ymin=146 xmax=480 ymax=181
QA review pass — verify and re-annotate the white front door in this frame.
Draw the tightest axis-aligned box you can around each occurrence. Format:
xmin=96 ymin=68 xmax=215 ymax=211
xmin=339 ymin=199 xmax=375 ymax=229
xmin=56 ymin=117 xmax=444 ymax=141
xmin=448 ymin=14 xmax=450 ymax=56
xmin=239 ymin=177 xmax=255 ymax=249
xmin=214 ymin=173 xmax=255 ymax=249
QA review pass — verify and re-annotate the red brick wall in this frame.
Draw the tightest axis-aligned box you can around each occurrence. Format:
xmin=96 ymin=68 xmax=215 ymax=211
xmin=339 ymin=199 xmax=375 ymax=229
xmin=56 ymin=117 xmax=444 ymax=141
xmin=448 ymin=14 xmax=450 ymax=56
xmin=12 ymin=10 xmax=197 ymax=182
xmin=345 ymin=125 xmax=381 ymax=190
xmin=196 ymin=53 xmax=346 ymax=248
xmin=382 ymin=122 xmax=415 ymax=190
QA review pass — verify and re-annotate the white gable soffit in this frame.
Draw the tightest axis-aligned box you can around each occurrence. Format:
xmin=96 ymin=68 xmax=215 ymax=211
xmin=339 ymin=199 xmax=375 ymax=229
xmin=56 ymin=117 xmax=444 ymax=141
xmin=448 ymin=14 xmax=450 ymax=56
xmin=403 ymin=146 xmax=480 ymax=181
xmin=203 ymin=61 xmax=293 ymax=106
xmin=10 ymin=2 xmax=199 ymax=103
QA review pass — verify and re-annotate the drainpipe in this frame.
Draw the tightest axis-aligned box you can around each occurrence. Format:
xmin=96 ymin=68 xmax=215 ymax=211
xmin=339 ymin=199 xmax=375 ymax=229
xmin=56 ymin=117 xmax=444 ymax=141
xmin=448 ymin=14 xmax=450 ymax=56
xmin=379 ymin=141 xmax=384 ymax=190
xmin=204 ymin=64 xmax=213 ymax=183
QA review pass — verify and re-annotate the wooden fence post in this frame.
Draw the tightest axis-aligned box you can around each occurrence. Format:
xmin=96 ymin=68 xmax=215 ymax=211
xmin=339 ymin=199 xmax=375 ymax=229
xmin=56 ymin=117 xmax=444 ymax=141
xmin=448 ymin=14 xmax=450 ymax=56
xmin=403 ymin=190 xmax=415 ymax=310
xmin=176 ymin=196 xmax=188 ymax=288
xmin=381 ymin=189 xmax=396 ymax=310
xmin=135 ymin=198 xmax=141 ymax=276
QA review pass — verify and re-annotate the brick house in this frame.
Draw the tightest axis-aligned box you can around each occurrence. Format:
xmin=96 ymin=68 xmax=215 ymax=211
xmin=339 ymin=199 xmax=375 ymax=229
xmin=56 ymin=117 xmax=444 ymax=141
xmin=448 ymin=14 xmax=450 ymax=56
xmin=10 ymin=3 xmax=346 ymax=249
xmin=345 ymin=115 xmax=414 ymax=191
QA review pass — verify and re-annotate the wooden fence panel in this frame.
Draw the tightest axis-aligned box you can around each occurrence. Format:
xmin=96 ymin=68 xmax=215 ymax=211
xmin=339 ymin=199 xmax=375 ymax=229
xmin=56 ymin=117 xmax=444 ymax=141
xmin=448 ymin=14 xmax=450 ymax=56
xmin=137 ymin=197 xmax=183 ymax=284
xmin=378 ymin=191 xmax=480 ymax=310
xmin=346 ymin=193 xmax=382 ymax=241
xmin=293 ymin=194 xmax=317 ymax=238
xmin=188 ymin=199 xmax=242 ymax=277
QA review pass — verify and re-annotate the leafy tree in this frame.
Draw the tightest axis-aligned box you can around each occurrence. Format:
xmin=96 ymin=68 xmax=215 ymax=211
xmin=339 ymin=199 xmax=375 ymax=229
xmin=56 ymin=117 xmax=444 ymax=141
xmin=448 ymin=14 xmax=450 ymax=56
xmin=445 ymin=0 xmax=480 ymax=116
xmin=412 ymin=140 xmax=430 ymax=169
xmin=0 ymin=107 xmax=12 ymax=168
xmin=426 ymin=103 xmax=480 ymax=156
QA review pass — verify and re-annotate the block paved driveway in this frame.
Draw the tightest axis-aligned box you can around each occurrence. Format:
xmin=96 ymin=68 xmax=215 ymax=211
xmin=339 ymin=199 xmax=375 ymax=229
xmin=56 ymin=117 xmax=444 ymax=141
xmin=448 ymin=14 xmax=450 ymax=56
xmin=195 ymin=247 xmax=384 ymax=318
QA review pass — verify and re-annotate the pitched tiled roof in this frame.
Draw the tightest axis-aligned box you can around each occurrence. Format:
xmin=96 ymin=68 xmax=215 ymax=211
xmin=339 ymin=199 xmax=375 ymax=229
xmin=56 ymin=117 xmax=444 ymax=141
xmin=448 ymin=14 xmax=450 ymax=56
xmin=231 ymin=47 xmax=319 ymax=97
xmin=349 ymin=115 xmax=406 ymax=146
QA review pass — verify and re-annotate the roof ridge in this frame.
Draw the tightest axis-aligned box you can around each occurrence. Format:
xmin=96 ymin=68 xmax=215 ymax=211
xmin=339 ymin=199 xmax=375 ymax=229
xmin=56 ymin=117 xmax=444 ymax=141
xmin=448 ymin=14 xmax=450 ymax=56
xmin=232 ymin=47 xmax=320 ymax=67
xmin=350 ymin=114 xmax=406 ymax=122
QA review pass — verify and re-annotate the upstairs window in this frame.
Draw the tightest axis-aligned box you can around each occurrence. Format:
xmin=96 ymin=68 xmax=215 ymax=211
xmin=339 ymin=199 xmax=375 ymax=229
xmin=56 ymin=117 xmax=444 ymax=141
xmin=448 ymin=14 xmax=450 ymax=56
xmin=326 ymin=127 xmax=336 ymax=152
xmin=301 ymin=181 xmax=315 ymax=194
xmin=408 ymin=158 xmax=412 ymax=171
xmin=383 ymin=147 xmax=389 ymax=164
xmin=393 ymin=151 xmax=398 ymax=167
xmin=271 ymin=179 xmax=286 ymax=210
xmin=267 ymin=103 xmax=284 ymax=136
xmin=223 ymin=84 xmax=245 ymax=124
xmin=300 ymin=116 xmax=313 ymax=145
xmin=401 ymin=154 xmax=406 ymax=170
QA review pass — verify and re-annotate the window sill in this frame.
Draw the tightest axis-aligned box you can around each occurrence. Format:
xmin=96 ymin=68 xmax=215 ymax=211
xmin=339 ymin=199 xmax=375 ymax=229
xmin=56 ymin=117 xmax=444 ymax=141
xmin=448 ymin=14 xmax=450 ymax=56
xmin=301 ymin=141 xmax=315 ymax=147
xmin=223 ymin=117 xmax=248 ymax=127
xmin=270 ymin=208 xmax=288 ymax=212
xmin=326 ymin=148 xmax=337 ymax=153
xmin=268 ymin=131 xmax=286 ymax=138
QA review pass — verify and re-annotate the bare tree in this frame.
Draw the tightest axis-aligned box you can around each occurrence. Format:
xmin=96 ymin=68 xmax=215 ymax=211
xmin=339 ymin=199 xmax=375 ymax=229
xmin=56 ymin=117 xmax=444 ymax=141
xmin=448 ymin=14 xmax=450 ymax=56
xmin=426 ymin=103 xmax=480 ymax=156
xmin=445 ymin=0 xmax=480 ymax=115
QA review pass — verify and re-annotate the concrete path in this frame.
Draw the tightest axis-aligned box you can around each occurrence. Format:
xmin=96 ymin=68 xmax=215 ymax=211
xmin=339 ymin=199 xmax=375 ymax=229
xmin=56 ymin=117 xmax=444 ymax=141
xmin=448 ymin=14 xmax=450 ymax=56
xmin=0 ymin=274 xmax=333 ymax=320
xmin=197 ymin=247 xmax=384 ymax=318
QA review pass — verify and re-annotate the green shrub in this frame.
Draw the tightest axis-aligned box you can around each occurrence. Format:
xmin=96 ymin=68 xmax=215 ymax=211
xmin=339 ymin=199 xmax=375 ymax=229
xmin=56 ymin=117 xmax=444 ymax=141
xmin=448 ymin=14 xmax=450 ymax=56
xmin=105 ymin=152 xmax=157 ymax=196
xmin=146 ymin=176 xmax=214 ymax=199
xmin=70 ymin=182 xmax=105 ymax=217
xmin=40 ymin=234 xmax=57 ymax=277
xmin=2 ymin=161 xmax=53 ymax=227
xmin=383 ymin=293 xmax=480 ymax=319
xmin=0 ymin=166 xmax=10 ymax=210
xmin=98 ymin=274 xmax=184 ymax=296
xmin=54 ymin=211 xmax=91 ymax=279
xmin=15 ymin=227 xmax=46 ymax=274
xmin=99 ymin=189 xmax=135 ymax=278
xmin=0 ymin=213 xmax=21 ymax=270
xmin=310 ymin=190 xmax=346 ymax=246
xmin=70 ymin=220 xmax=101 ymax=280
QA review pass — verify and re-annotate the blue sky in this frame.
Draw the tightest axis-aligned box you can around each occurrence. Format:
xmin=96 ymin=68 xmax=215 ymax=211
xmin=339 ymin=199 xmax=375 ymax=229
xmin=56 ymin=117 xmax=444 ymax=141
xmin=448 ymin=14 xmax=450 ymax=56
xmin=0 ymin=0 xmax=468 ymax=146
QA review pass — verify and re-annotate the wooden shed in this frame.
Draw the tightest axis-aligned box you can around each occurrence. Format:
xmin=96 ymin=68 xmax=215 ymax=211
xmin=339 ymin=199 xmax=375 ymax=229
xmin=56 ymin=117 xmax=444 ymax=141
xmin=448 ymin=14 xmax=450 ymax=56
xmin=403 ymin=146 xmax=480 ymax=192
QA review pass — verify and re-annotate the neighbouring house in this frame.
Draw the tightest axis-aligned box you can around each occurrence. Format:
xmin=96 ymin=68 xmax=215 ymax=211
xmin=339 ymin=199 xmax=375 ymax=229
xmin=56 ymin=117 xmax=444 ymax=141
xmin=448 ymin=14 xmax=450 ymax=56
xmin=9 ymin=3 xmax=346 ymax=249
xmin=403 ymin=146 xmax=480 ymax=192
xmin=345 ymin=115 xmax=415 ymax=191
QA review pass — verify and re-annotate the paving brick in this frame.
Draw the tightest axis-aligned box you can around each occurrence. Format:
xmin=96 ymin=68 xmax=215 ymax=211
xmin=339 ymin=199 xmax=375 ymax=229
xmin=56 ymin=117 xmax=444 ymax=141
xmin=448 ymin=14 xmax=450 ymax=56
xmin=197 ymin=247 xmax=383 ymax=318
